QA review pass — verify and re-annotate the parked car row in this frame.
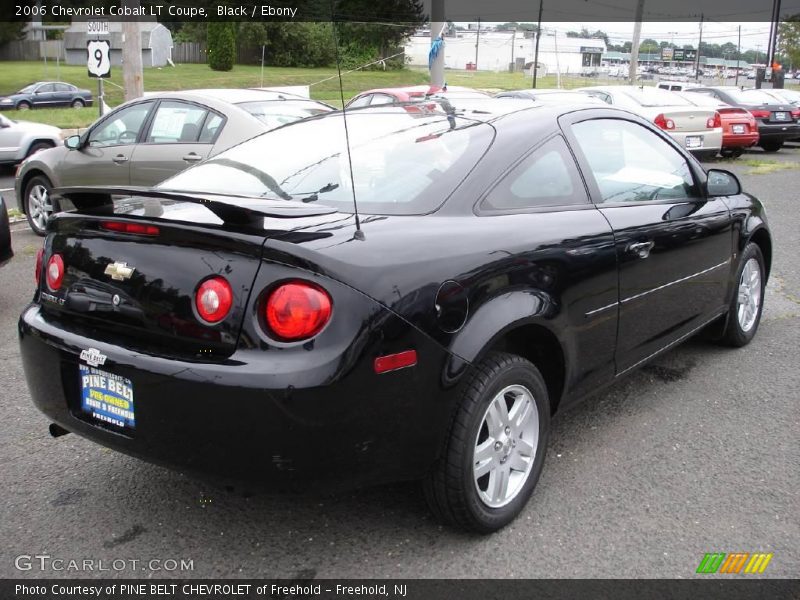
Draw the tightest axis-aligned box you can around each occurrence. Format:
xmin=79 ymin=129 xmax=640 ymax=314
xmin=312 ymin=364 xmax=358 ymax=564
xmin=12 ymin=81 xmax=799 ymax=239
xmin=19 ymin=94 xmax=771 ymax=533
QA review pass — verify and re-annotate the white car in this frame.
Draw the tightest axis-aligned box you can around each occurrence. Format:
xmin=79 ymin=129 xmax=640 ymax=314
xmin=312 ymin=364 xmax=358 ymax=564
xmin=0 ymin=113 xmax=61 ymax=166
xmin=577 ymin=86 xmax=723 ymax=158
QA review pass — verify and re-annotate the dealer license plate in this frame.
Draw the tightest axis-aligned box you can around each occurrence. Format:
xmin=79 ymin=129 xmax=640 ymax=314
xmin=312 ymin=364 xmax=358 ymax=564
xmin=685 ymin=136 xmax=702 ymax=149
xmin=732 ymin=124 xmax=746 ymax=134
xmin=80 ymin=365 xmax=136 ymax=429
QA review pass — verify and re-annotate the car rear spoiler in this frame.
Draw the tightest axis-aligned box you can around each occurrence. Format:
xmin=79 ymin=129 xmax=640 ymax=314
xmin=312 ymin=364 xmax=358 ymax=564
xmin=54 ymin=186 xmax=337 ymax=227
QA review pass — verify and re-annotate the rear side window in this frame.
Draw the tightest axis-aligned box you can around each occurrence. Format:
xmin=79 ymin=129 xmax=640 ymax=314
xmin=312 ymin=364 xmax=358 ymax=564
xmin=146 ymin=101 xmax=210 ymax=144
xmin=481 ymin=136 xmax=587 ymax=211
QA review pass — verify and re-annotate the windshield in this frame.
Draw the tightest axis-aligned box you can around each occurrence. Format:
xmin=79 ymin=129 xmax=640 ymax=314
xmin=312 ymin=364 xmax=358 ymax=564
xmin=19 ymin=84 xmax=37 ymax=94
xmin=620 ymin=87 xmax=692 ymax=107
xmin=236 ymin=100 xmax=332 ymax=129
xmin=160 ymin=111 xmax=494 ymax=215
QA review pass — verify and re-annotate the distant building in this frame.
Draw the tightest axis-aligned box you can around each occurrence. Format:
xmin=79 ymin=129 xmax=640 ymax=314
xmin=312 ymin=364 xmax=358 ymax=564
xmin=63 ymin=21 xmax=173 ymax=68
xmin=404 ymin=31 xmax=606 ymax=74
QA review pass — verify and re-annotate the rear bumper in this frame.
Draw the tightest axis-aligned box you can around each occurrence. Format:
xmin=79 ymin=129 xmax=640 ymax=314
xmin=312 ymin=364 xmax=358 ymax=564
xmin=721 ymin=132 xmax=759 ymax=148
xmin=19 ymin=303 xmax=459 ymax=489
xmin=668 ymin=129 xmax=723 ymax=152
xmin=757 ymin=123 xmax=800 ymax=141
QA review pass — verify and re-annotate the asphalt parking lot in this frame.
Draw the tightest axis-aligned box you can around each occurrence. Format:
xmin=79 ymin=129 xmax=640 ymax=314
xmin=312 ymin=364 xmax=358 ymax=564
xmin=0 ymin=147 xmax=798 ymax=579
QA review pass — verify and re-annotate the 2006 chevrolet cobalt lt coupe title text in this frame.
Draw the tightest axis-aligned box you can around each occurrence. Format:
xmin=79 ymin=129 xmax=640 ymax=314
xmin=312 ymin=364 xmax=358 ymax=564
xmin=19 ymin=101 xmax=771 ymax=533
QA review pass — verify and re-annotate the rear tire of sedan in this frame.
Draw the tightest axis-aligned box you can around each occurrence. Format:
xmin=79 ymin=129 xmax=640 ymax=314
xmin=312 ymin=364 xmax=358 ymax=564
xmin=720 ymin=243 xmax=766 ymax=347
xmin=71 ymin=98 xmax=85 ymax=108
xmin=424 ymin=351 xmax=550 ymax=533
xmin=24 ymin=175 xmax=55 ymax=237
xmin=759 ymin=140 xmax=783 ymax=153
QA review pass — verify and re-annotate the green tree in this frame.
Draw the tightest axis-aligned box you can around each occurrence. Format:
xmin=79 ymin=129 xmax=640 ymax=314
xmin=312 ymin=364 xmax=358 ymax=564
xmin=779 ymin=16 xmax=800 ymax=68
xmin=0 ymin=22 xmax=25 ymax=46
xmin=207 ymin=22 xmax=235 ymax=71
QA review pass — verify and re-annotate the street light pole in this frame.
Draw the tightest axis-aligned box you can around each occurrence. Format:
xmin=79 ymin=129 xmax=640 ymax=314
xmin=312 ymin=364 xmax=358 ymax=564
xmin=532 ymin=0 xmax=544 ymax=88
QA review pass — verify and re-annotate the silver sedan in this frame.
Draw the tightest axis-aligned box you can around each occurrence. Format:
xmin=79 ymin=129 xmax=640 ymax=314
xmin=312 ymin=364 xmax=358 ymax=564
xmin=15 ymin=89 xmax=333 ymax=235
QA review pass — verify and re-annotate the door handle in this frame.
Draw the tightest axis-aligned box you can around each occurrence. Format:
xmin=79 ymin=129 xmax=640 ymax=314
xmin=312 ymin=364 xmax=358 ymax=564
xmin=112 ymin=154 xmax=128 ymax=164
xmin=627 ymin=241 xmax=655 ymax=259
xmin=182 ymin=153 xmax=202 ymax=163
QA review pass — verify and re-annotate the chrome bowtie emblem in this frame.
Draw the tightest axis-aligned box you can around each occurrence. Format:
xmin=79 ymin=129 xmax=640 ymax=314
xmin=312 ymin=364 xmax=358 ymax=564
xmin=104 ymin=261 xmax=135 ymax=281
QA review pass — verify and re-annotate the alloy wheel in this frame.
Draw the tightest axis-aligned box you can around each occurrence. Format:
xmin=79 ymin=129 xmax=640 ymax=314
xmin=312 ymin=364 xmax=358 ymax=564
xmin=28 ymin=184 xmax=52 ymax=231
xmin=473 ymin=384 xmax=539 ymax=508
xmin=737 ymin=258 xmax=761 ymax=333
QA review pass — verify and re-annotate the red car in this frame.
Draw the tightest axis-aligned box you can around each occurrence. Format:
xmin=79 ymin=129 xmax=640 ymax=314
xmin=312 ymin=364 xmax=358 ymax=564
xmin=346 ymin=85 xmax=490 ymax=109
xmin=678 ymin=91 xmax=759 ymax=158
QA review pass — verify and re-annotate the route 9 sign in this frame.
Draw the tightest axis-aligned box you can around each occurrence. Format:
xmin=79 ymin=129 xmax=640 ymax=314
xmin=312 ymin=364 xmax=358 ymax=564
xmin=87 ymin=40 xmax=111 ymax=78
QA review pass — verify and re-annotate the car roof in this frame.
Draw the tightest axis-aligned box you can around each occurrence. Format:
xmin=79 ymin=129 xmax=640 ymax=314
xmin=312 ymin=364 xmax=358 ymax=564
xmin=357 ymin=85 xmax=482 ymax=97
xmin=183 ymin=88 xmax=310 ymax=102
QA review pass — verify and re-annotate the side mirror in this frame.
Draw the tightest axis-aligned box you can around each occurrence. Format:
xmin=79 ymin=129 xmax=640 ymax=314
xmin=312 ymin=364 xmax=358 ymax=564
xmin=706 ymin=169 xmax=741 ymax=197
xmin=64 ymin=135 xmax=81 ymax=150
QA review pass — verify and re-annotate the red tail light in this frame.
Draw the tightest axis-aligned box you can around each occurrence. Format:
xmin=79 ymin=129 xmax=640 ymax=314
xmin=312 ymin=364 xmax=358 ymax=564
xmin=195 ymin=277 xmax=233 ymax=324
xmin=264 ymin=281 xmax=332 ymax=341
xmin=102 ymin=221 xmax=160 ymax=236
xmin=46 ymin=254 xmax=64 ymax=291
xmin=791 ymin=108 xmax=800 ymax=119
xmin=654 ymin=114 xmax=675 ymax=130
xmin=749 ymin=109 xmax=770 ymax=119
xmin=707 ymin=112 xmax=722 ymax=128
xmin=35 ymin=248 xmax=44 ymax=286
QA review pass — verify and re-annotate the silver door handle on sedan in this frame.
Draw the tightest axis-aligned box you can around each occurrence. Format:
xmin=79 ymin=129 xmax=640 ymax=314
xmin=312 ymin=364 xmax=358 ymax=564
xmin=112 ymin=155 xmax=128 ymax=164
xmin=183 ymin=153 xmax=202 ymax=163
xmin=627 ymin=241 xmax=655 ymax=259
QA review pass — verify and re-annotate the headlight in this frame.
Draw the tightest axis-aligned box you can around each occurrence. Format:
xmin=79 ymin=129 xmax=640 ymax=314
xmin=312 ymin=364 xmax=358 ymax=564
xmin=0 ymin=98 xmax=12 ymax=104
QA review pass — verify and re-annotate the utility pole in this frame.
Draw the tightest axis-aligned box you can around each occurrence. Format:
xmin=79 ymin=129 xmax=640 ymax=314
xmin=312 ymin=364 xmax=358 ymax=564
xmin=532 ymin=0 xmax=544 ymax=88
xmin=767 ymin=0 xmax=782 ymax=69
xmin=430 ymin=0 xmax=445 ymax=88
xmin=475 ymin=17 xmax=481 ymax=69
xmin=121 ymin=0 xmax=144 ymax=101
xmin=629 ymin=0 xmax=644 ymax=84
xmin=511 ymin=27 xmax=516 ymax=70
xmin=694 ymin=14 xmax=703 ymax=80
xmin=735 ymin=25 xmax=741 ymax=86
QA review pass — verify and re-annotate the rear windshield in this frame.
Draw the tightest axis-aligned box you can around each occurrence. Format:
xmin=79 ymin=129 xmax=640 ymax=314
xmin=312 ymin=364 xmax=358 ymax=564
xmin=738 ymin=89 xmax=789 ymax=104
xmin=160 ymin=111 xmax=494 ymax=215
xmin=236 ymin=100 xmax=332 ymax=129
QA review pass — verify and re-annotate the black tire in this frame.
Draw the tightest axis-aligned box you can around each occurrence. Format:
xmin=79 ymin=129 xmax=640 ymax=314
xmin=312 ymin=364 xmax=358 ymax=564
xmin=25 ymin=141 xmax=53 ymax=158
xmin=16 ymin=100 xmax=31 ymax=110
xmin=424 ymin=351 xmax=550 ymax=533
xmin=720 ymin=148 xmax=744 ymax=159
xmin=23 ymin=174 xmax=55 ymax=237
xmin=694 ymin=150 xmax=718 ymax=162
xmin=71 ymin=98 xmax=85 ymax=108
xmin=719 ymin=243 xmax=766 ymax=347
xmin=759 ymin=140 xmax=783 ymax=153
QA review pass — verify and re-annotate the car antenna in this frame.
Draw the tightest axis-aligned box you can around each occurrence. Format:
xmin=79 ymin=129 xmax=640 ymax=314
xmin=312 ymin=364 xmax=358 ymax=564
xmin=330 ymin=2 xmax=365 ymax=241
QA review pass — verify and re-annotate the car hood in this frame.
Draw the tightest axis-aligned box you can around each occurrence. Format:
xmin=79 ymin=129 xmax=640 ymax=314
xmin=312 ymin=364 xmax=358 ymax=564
xmin=13 ymin=120 xmax=62 ymax=137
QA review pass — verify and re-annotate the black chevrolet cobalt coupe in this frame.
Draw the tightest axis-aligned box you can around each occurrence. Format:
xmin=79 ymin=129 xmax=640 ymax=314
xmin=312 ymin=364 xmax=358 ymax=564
xmin=20 ymin=101 xmax=771 ymax=533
